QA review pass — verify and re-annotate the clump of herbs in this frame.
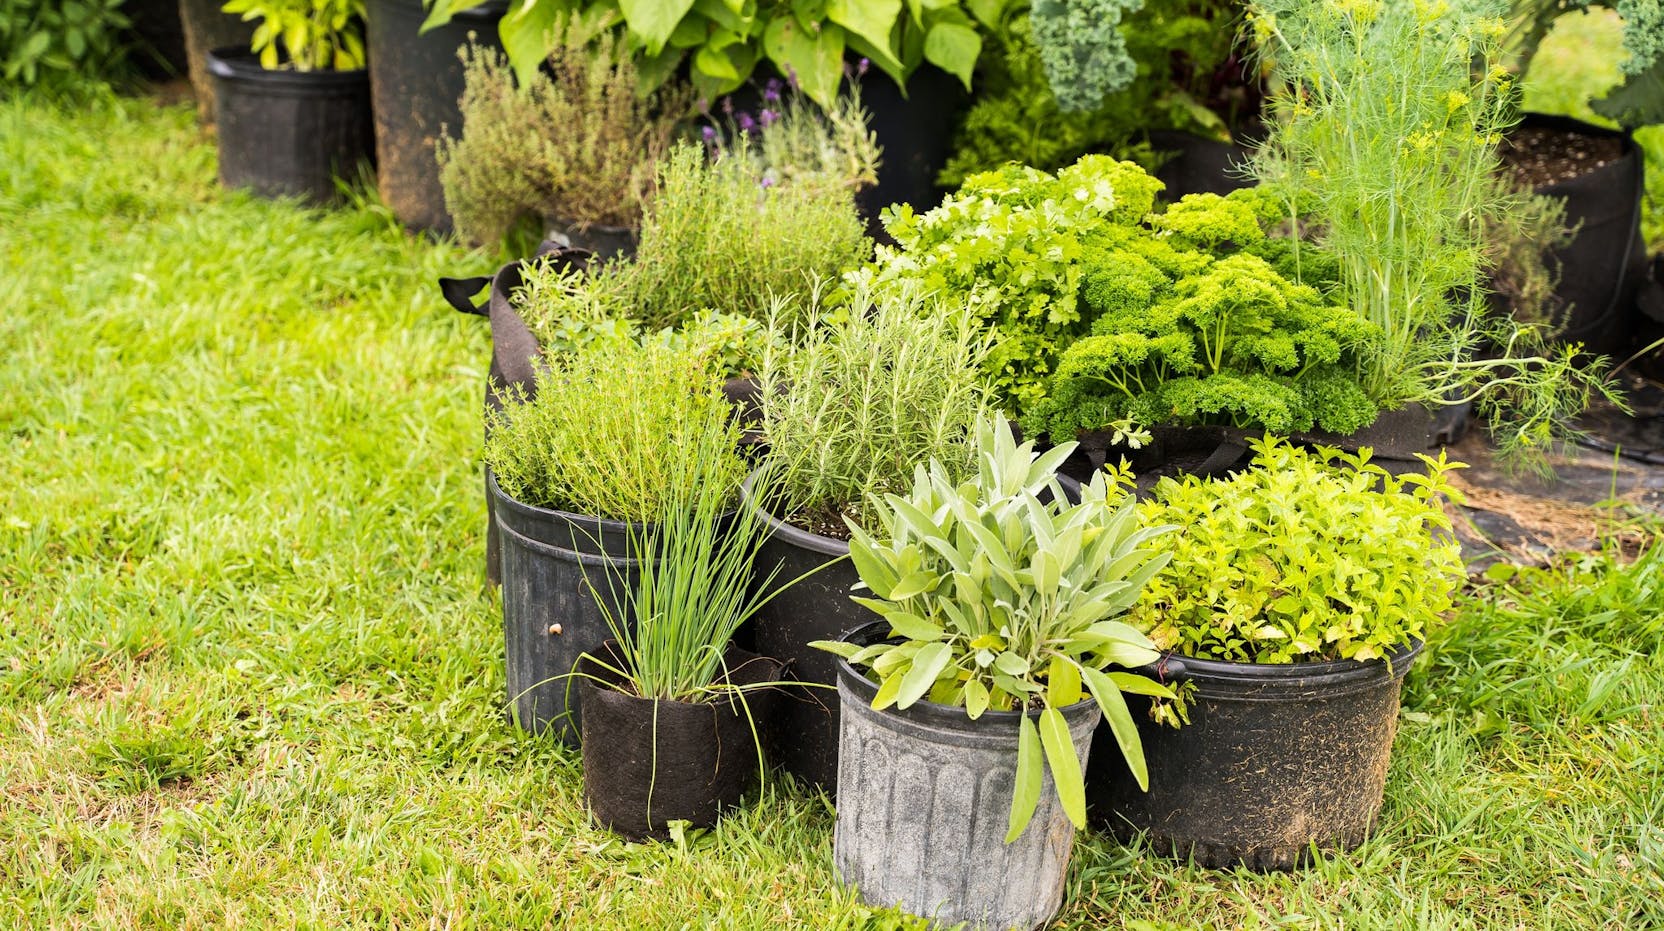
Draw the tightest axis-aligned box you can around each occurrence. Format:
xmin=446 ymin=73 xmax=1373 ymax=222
xmin=483 ymin=340 xmax=746 ymax=521
xmin=864 ymin=155 xmax=1377 ymax=441
xmin=700 ymin=77 xmax=881 ymax=197
xmin=1133 ymin=436 xmax=1467 ymax=664
xmin=224 ymin=0 xmax=365 ymax=71
xmin=758 ymin=281 xmax=993 ymax=534
xmin=437 ymin=27 xmax=691 ymax=248
xmin=1249 ymin=0 xmax=1618 ymax=469
xmin=624 ymin=142 xmax=872 ymax=331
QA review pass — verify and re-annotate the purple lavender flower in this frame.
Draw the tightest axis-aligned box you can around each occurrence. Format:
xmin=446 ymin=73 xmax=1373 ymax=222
xmin=785 ymin=65 xmax=799 ymax=89
xmin=763 ymin=78 xmax=783 ymax=103
xmin=759 ymin=108 xmax=778 ymax=127
xmin=700 ymin=125 xmax=718 ymax=143
xmin=721 ymin=96 xmax=734 ymax=115
xmin=760 ymin=176 xmax=776 ymax=189
xmin=857 ymin=57 xmax=870 ymax=77
xmin=696 ymin=97 xmax=710 ymax=114
xmin=736 ymin=111 xmax=757 ymax=133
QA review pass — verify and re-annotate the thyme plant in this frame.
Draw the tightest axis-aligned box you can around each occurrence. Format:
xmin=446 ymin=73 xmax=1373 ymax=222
xmin=1250 ymin=0 xmax=1615 ymax=467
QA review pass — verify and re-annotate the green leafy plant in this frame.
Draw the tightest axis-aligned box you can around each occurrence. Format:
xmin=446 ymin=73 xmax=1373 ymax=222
xmin=425 ymin=0 xmax=1017 ymax=107
xmin=699 ymin=76 xmax=880 ymax=196
xmin=758 ymin=281 xmax=994 ymax=534
xmin=0 ymin=0 xmax=130 ymax=87
xmin=1028 ymin=0 xmax=1141 ymax=112
xmin=1506 ymin=0 xmax=1664 ymax=128
xmin=483 ymin=339 xmax=746 ymax=521
xmin=812 ymin=417 xmax=1174 ymax=840
xmin=940 ymin=0 xmax=1249 ymax=186
xmin=1132 ymin=436 xmax=1467 ymax=665
xmin=865 ymin=155 xmax=1376 ymax=440
xmin=626 ymin=142 xmax=871 ymax=331
xmin=438 ymin=28 xmax=692 ymax=246
xmin=1250 ymin=0 xmax=1618 ymax=468
xmin=222 ymin=0 xmax=366 ymax=71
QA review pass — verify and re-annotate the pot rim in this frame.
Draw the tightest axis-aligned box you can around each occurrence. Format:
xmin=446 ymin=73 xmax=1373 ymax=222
xmin=206 ymin=47 xmax=368 ymax=87
xmin=578 ymin=641 xmax=783 ymax=709
xmin=485 ymin=467 xmax=651 ymax=535
xmin=739 ymin=469 xmax=851 ymax=558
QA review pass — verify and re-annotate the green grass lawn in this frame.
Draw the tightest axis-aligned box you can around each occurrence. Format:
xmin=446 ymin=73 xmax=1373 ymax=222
xmin=2 ymin=91 xmax=1662 ymax=929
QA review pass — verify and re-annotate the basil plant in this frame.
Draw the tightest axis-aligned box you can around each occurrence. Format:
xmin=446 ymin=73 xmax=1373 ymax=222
xmin=814 ymin=416 xmax=1175 ymax=841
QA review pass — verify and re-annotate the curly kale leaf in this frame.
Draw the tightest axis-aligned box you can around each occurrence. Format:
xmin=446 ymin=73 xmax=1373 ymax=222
xmin=1030 ymin=0 xmax=1145 ymax=113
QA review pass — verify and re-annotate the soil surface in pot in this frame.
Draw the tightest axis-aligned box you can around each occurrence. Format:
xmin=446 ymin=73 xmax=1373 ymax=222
xmin=1499 ymin=125 xmax=1624 ymax=187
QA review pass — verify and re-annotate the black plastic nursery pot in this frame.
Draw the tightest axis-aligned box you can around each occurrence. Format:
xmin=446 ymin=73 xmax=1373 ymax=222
xmin=365 ymin=0 xmax=507 ymax=232
xmin=207 ymin=49 xmax=374 ymax=202
xmin=1146 ymin=130 xmax=1254 ymax=201
xmin=853 ymin=65 xmax=967 ymax=233
xmin=489 ymin=470 xmax=646 ymax=743
xmin=740 ymin=472 xmax=865 ymax=793
xmin=1085 ymin=640 xmax=1423 ymax=872
xmin=180 ymin=0 xmax=255 ymax=121
xmin=1504 ymin=114 xmax=1648 ymax=360
xmin=834 ymin=621 xmax=1100 ymax=931
xmin=579 ymin=643 xmax=782 ymax=839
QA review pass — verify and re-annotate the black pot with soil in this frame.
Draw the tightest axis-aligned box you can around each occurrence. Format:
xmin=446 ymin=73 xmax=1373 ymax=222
xmin=739 ymin=474 xmax=863 ymax=793
xmin=365 ymin=0 xmax=507 ymax=232
xmin=179 ymin=0 xmax=255 ymax=121
xmin=579 ymin=642 xmax=781 ymax=839
xmin=489 ymin=470 xmax=645 ymax=743
xmin=1086 ymin=640 xmax=1423 ymax=871
xmin=1499 ymin=113 xmax=1648 ymax=359
xmin=207 ymin=48 xmax=374 ymax=202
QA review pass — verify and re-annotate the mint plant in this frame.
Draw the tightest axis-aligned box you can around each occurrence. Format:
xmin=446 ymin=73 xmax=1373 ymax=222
xmin=1132 ymin=436 xmax=1467 ymax=665
xmin=813 ymin=417 xmax=1175 ymax=841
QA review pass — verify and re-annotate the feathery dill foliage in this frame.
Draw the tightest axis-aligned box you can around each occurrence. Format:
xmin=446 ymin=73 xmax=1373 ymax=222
xmin=436 ymin=28 xmax=691 ymax=246
xmin=589 ymin=420 xmax=784 ymax=703
xmin=1250 ymin=0 xmax=1615 ymax=468
xmin=483 ymin=340 xmax=745 ymax=521
xmin=627 ymin=143 xmax=872 ymax=331
xmin=758 ymin=283 xmax=994 ymax=532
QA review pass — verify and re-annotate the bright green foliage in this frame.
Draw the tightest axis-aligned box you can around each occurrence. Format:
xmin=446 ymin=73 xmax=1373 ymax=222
xmin=0 ymin=0 xmax=129 ymax=87
xmin=1028 ymin=0 xmax=1142 ymax=112
xmin=222 ymin=0 xmax=365 ymax=71
xmin=483 ymin=340 xmax=747 ymax=521
xmin=628 ymin=143 xmax=871 ymax=331
xmin=1508 ymin=0 xmax=1664 ymax=127
xmin=425 ymin=0 xmax=1018 ymax=107
xmin=1027 ymin=249 xmax=1381 ymax=439
xmin=868 ymin=155 xmax=1378 ymax=440
xmin=812 ymin=417 xmax=1173 ymax=840
xmin=939 ymin=0 xmax=1244 ymax=186
xmin=1132 ymin=437 xmax=1467 ymax=664
xmin=438 ymin=31 xmax=691 ymax=245
xmin=758 ymin=281 xmax=993 ymax=531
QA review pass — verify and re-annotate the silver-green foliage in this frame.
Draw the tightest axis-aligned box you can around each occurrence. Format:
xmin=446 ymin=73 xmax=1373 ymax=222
xmin=1250 ymin=0 xmax=1615 ymax=469
xmin=758 ymin=282 xmax=993 ymax=531
xmin=483 ymin=340 xmax=746 ymax=522
xmin=1133 ymin=436 xmax=1467 ymax=665
xmin=1028 ymin=0 xmax=1143 ymax=112
xmin=814 ymin=417 xmax=1174 ymax=841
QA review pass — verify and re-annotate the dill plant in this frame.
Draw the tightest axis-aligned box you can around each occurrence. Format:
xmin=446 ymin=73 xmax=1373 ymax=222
xmin=482 ymin=340 xmax=746 ymax=522
xmin=757 ymin=281 xmax=994 ymax=532
xmin=1249 ymin=0 xmax=1616 ymax=465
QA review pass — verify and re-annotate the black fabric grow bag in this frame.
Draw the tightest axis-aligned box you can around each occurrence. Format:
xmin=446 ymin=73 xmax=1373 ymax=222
xmin=1086 ymin=640 xmax=1423 ymax=871
xmin=1512 ymin=113 xmax=1648 ymax=359
xmin=579 ymin=643 xmax=781 ymax=839
xmin=365 ymin=0 xmax=507 ymax=232
xmin=207 ymin=48 xmax=374 ymax=202
xmin=489 ymin=470 xmax=646 ymax=743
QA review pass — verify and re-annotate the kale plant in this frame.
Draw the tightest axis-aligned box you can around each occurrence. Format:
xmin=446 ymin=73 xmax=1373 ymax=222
xmin=1029 ymin=0 xmax=1143 ymax=113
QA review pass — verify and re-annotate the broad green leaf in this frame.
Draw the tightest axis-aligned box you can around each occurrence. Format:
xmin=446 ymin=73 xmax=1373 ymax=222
xmin=993 ymin=650 xmax=1029 ymax=676
xmin=885 ymin=610 xmax=946 ymax=642
xmin=888 ymin=570 xmax=940 ymax=600
xmin=763 ymin=13 xmax=844 ymax=106
xmin=1082 ymin=666 xmax=1148 ymax=790
xmin=694 ymin=42 xmax=742 ymax=80
xmin=826 ymin=0 xmax=905 ymax=76
xmin=897 ymin=641 xmax=953 ymax=708
xmin=1006 ymin=714 xmax=1042 ymax=842
xmin=847 ymin=534 xmax=900 ymax=599
xmin=809 ymin=639 xmax=863 ymax=659
xmin=923 ymin=22 xmax=979 ymax=91
xmin=500 ymin=2 xmax=565 ymax=87
xmin=1106 ymin=671 xmax=1175 ymax=699
xmin=1038 ymin=706 xmax=1086 ymax=828
xmin=1047 ymin=655 xmax=1081 ymax=707
xmin=965 ymin=0 xmax=1006 ymax=28
xmin=871 ymin=670 xmax=903 ymax=710
xmin=965 ymin=677 xmax=990 ymax=719
xmin=619 ymin=0 xmax=699 ymax=54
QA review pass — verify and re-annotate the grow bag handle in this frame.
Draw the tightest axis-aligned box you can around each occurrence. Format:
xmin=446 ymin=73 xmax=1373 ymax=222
xmin=439 ymin=275 xmax=491 ymax=316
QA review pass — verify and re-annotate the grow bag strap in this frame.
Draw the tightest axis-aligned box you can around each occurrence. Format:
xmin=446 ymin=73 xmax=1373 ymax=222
xmin=439 ymin=275 xmax=492 ymax=317
xmin=1195 ymin=436 xmax=1250 ymax=476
